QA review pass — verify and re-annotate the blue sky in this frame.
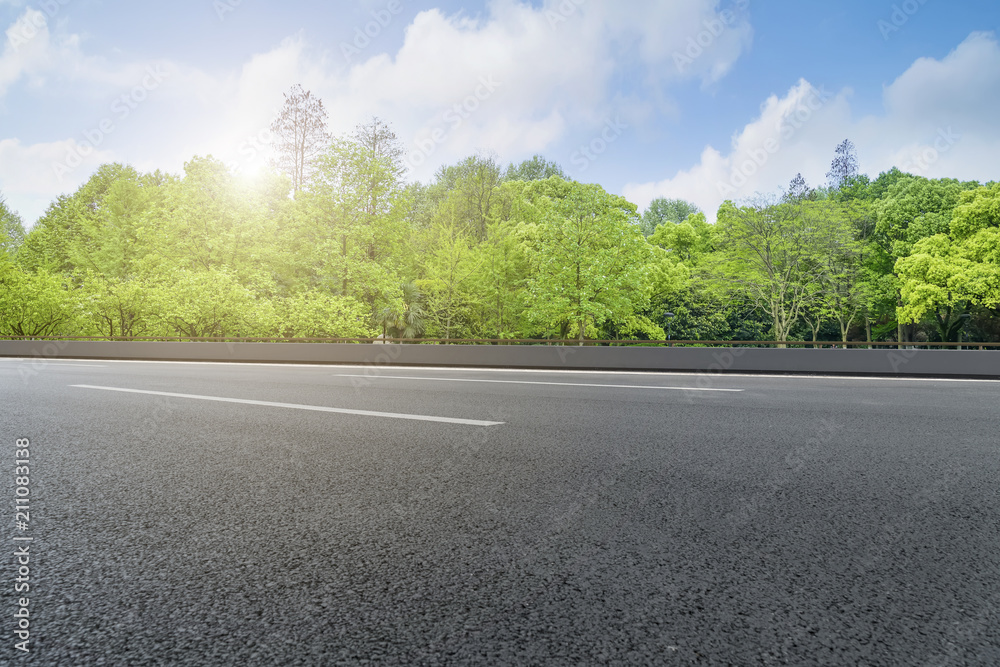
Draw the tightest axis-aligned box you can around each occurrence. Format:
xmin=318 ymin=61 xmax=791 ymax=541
xmin=1 ymin=0 xmax=999 ymax=226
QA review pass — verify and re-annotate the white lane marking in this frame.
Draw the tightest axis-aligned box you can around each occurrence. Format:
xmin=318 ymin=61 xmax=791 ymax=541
xmin=332 ymin=374 xmax=744 ymax=392
xmin=38 ymin=363 xmax=107 ymax=368
xmin=70 ymin=385 xmax=504 ymax=427
xmin=0 ymin=361 xmax=108 ymax=368
xmin=26 ymin=358 xmax=998 ymax=384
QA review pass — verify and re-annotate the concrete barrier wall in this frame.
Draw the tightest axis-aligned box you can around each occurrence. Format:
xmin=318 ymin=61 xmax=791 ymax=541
xmin=1 ymin=340 xmax=998 ymax=378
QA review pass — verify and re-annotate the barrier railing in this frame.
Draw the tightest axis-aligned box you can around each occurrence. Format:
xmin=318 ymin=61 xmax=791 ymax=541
xmin=1 ymin=336 xmax=997 ymax=349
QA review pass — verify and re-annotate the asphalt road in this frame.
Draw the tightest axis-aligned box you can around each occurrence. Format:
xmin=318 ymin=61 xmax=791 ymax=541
xmin=2 ymin=359 xmax=999 ymax=666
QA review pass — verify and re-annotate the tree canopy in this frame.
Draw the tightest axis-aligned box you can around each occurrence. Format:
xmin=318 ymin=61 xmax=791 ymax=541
xmin=2 ymin=114 xmax=996 ymax=347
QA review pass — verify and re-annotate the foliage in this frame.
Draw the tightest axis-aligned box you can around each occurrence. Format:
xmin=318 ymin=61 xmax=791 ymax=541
xmin=517 ymin=178 xmax=654 ymax=343
xmin=715 ymin=198 xmax=855 ymax=345
xmin=277 ymin=291 xmax=374 ymax=339
xmin=640 ymin=198 xmax=701 ymax=237
xmin=4 ymin=97 xmax=997 ymax=347
xmin=897 ymin=183 xmax=1000 ymax=340
xmin=146 ymin=269 xmax=277 ymax=339
xmin=1 ymin=196 xmax=26 ymax=259
xmin=78 ymin=273 xmax=156 ymax=338
xmin=0 ymin=263 xmax=78 ymax=337
xmin=504 ymin=155 xmax=566 ymax=182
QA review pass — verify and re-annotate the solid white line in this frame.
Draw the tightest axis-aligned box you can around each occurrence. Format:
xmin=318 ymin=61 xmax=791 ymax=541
xmin=332 ymin=374 xmax=744 ymax=392
xmin=69 ymin=385 xmax=504 ymax=427
xmin=39 ymin=363 xmax=107 ymax=368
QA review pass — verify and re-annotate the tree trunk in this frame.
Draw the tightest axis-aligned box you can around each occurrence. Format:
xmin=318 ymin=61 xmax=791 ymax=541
xmin=342 ymin=235 xmax=349 ymax=296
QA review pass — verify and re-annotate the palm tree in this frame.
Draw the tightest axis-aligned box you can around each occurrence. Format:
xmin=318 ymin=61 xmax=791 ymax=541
xmin=398 ymin=282 xmax=426 ymax=339
xmin=376 ymin=305 xmax=400 ymax=339
xmin=376 ymin=283 xmax=426 ymax=340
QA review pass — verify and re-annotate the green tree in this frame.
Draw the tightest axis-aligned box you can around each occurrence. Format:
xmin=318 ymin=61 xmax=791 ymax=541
xmin=715 ymin=198 xmax=853 ymax=345
xmin=640 ymin=198 xmax=701 ymax=237
xmin=432 ymin=153 xmax=505 ymax=241
xmin=417 ymin=220 xmax=480 ymax=339
xmin=464 ymin=185 xmax=532 ymax=339
xmin=307 ymin=124 xmax=410 ymax=320
xmin=277 ymin=291 xmax=374 ymax=339
xmin=872 ymin=176 xmax=980 ymax=342
xmin=784 ymin=174 xmax=812 ymax=203
xmin=897 ymin=183 xmax=1000 ymax=340
xmin=0 ymin=264 xmax=78 ymax=337
xmin=504 ymin=155 xmax=566 ymax=182
xmin=17 ymin=163 xmax=146 ymax=275
xmin=1 ymin=196 xmax=26 ymax=259
xmin=517 ymin=178 xmax=654 ymax=344
xmin=78 ymin=273 xmax=156 ymax=339
xmin=147 ymin=269 xmax=277 ymax=339
xmin=376 ymin=282 xmax=426 ymax=339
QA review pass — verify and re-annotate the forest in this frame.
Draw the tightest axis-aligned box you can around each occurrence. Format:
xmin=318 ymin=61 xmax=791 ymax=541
xmin=1 ymin=88 xmax=998 ymax=346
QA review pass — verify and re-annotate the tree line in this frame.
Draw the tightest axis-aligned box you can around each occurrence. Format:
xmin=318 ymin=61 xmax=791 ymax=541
xmin=1 ymin=90 xmax=998 ymax=345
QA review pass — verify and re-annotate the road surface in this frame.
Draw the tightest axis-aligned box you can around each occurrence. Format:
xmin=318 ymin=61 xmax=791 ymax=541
xmin=2 ymin=359 xmax=999 ymax=665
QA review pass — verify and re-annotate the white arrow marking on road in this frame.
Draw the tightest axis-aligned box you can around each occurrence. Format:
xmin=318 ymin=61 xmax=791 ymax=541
xmin=70 ymin=385 xmax=504 ymax=427
xmin=333 ymin=374 xmax=744 ymax=392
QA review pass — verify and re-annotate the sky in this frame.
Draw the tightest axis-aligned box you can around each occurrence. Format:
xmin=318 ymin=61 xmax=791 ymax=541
xmin=1 ymin=0 xmax=999 ymax=227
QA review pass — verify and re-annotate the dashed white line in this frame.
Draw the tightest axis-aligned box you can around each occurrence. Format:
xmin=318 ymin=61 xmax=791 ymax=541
xmin=333 ymin=374 xmax=744 ymax=392
xmin=70 ymin=385 xmax=504 ymax=427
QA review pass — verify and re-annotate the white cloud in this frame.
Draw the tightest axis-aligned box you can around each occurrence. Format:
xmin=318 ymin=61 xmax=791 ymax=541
xmin=1 ymin=0 xmax=754 ymax=222
xmin=313 ymin=0 xmax=753 ymax=178
xmin=0 ymin=137 xmax=115 ymax=220
xmin=1 ymin=8 xmax=55 ymax=95
xmin=624 ymin=32 xmax=1000 ymax=220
